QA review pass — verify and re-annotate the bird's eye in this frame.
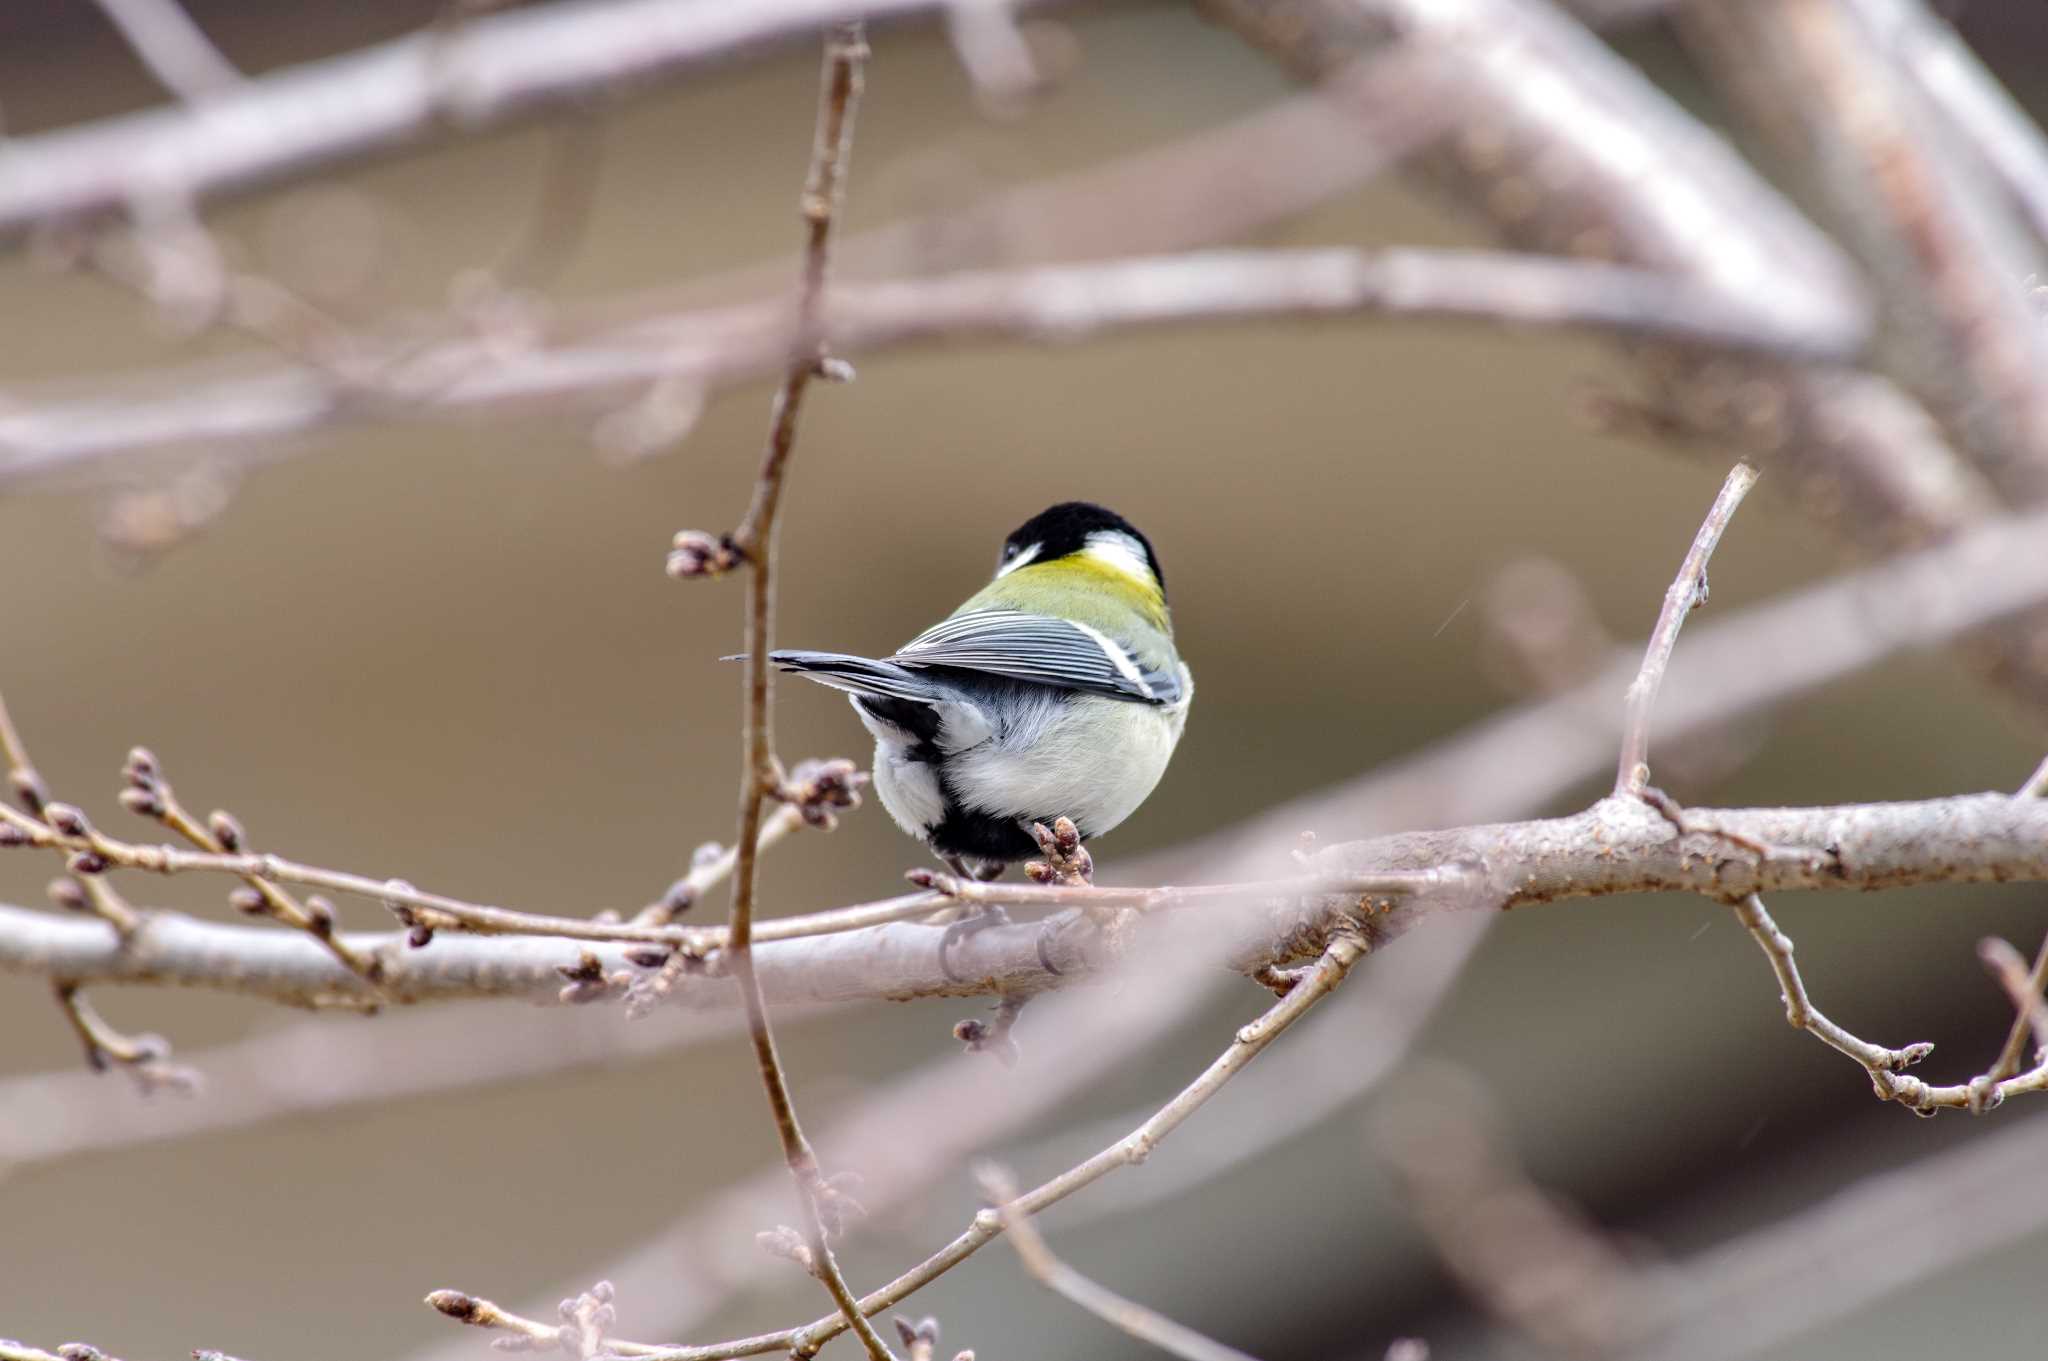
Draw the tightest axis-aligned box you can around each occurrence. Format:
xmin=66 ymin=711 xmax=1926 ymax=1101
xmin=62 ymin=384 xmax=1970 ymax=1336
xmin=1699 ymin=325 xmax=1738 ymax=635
xmin=1001 ymin=545 xmax=1017 ymax=560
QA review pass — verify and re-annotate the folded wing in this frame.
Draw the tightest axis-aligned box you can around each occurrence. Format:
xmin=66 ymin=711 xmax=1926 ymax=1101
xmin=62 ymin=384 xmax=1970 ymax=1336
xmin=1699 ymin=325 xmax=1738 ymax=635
xmin=891 ymin=609 xmax=1180 ymax=705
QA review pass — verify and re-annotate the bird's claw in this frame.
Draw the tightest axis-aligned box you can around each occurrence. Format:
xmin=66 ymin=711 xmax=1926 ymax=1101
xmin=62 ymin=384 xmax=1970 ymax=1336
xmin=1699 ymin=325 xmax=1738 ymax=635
xmin=938 ymin=904 xmax=1013 ymax=982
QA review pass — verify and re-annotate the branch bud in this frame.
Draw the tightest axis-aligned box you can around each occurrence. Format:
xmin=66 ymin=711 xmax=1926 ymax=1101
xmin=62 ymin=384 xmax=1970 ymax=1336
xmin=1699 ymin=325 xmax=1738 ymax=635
xmin=207 ymin=810 xmax=244 ymax=851
xmin=44 ymin=802 xmax=90 ymax=837
xmin=118 ymin=787 xmax=165 ymax=818
xmin=666 ymin=529 xmax=742 ymax=580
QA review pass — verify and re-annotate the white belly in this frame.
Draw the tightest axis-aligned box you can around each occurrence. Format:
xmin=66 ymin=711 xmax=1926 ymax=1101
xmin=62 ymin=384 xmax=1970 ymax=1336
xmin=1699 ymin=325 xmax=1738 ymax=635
xmin=947 ymin=691 xmax=1185 ymax=838
xmin=861 ymin=665 xmax=1192 ymax=849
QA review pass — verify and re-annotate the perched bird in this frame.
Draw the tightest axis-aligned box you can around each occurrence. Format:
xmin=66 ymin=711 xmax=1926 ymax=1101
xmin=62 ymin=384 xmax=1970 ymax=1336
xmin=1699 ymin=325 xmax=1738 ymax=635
xmin=771 ymin=501 xmax=1192 ymax=882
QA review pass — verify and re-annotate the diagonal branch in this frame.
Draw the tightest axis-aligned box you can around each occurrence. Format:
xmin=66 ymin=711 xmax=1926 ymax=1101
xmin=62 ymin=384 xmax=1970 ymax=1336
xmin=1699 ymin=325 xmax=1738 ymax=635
xmin=644 ymin=936 xmax=1366 ymax=1361
xmin=979 ymin=1163 xmax=1266 ymax=1361
xmin=88 ymin=0 xmax=243 ymax=102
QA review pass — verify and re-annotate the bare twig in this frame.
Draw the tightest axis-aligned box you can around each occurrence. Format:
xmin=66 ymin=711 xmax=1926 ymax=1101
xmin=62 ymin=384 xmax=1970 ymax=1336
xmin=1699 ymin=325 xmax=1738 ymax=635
xmin=89 ymin=0 xmax=243 ymax=102
xmin=1730 ymin=892 xmax=2048 ymax=1113
xmin=1616 ymin=463 xmax=1759 ymax=794
xmin=51 ymin=981 xmax=201 ymax=1096
xmin=427 ymin=1282 xmax=621 ymax=1357
xmin=0 ymin=763 xmax=859 ymax=952
xmin=117 ymin=747 xmax=387 ymax=990
xmin=0 ymin=689 xmax=50 ymax=816
xmin=1202 ymin=0 xmax=2048 ymax=724
xmin=2017 ymin=752 xmax=2048 ymax=800
xmin=0 ymin=0 xmax=1042 ymax=244
xmin=0 ymin=248 xmax=1862 ymax=494
xmin=680 ymin=25 xmax=893 ymax=1361
xmin=1680 ymin=1 xmax=2048 ymax=500
xmin=1976 ymin=933 xmax=2048 ymax=1087
xmin=1014 ymin=912 xmax=1492 ymax=1237
xmin=10 ymin=790 xmax=2048 ymax=1012
xmin=979 ymin=1163 xmax=1265 ymax=1361
xmin=636 ymin=936 xmax=1365 ymax=1361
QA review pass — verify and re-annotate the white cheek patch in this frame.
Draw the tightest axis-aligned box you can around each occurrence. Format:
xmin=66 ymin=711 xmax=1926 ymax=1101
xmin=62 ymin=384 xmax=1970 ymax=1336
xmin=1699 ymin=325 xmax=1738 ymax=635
xmin=1082 ymin=530 xmax=1158 ymax=589
xmin=995 ymin=541 xmax=1043 ymax=578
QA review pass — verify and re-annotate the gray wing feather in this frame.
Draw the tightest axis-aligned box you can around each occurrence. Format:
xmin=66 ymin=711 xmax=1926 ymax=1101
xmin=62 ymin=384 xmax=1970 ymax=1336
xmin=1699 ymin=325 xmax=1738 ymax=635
xmin=891 ymin=610 xmax=1179 ymax=704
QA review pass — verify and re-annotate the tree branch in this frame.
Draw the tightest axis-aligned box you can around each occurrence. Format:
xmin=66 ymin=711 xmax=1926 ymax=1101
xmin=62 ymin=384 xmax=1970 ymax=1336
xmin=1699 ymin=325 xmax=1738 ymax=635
xmin=0 ymin=248 xmax=1864 ymax=493
xmin=674 ymin=25 xmax=894 ymax=1361
xmin=1201 ymin=0 xmax=2048 ymax=722
xmin=645 ymin=936 xmax=1366 ymax=1361
xmin=980 ymin=1163 xmax=1266 ymax=1361
xmin=1616 ymin=463 xmax=1759 ymax=794
xmin=7 ymin=791 xmax=2046 ymax=1011
xmin=0 ymin=0 xmax=1043 ymax=245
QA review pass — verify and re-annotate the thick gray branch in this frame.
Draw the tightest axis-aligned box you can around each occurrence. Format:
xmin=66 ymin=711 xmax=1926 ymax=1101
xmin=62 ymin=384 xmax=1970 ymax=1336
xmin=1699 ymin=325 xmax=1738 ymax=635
xmin=5 ymin=792 xmax=2044 ymax=1007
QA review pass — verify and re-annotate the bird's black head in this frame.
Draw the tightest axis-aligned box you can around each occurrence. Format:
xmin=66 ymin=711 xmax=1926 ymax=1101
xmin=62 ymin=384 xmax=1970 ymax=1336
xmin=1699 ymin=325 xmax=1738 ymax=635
xmin=996 ymin=501 xmax=1166 ymax=597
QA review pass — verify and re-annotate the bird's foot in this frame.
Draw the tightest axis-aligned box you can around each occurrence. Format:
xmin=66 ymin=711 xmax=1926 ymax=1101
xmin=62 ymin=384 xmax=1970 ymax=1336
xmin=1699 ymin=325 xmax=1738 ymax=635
xmin=938 ymin=903 xmax=1013 ymax=982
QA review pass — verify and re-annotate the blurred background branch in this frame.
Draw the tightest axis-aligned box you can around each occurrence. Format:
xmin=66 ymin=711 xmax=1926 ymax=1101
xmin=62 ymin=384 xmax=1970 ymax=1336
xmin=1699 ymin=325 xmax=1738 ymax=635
xmin=6 ymin=1 xmax=2048 ymax=1359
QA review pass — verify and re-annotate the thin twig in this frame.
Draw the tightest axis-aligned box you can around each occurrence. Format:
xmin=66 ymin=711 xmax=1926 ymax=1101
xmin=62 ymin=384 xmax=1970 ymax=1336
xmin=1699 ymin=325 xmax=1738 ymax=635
xmin=89 ymin=0 xmax=243 ymax=102
xmin=1730 ymin=892 xmax=2048 ymax=1113
xmin=979 ymin=1164 xmax=1265 ymax=1361
xmin=119 ymin=747 xmax=388 ymax=990
xmin=0 ymin=688 xmax=50 ymax=815
xmin=0 ymin=774 xmax=846 ymax=949
xmin=52 ymin=981 xmax=201 ymax=1095
xmin=1615 ymin=463 xmax=1759 ymax=794
xmin=2017 ymin=751 xmax=2048 ymax=799
xmin=1977 ymin=934 xmax=2048 ymax=1085
xmin=428 ymin=1282 xmax=621 ymax=1357
xmin=705 ymin=25 xmax=892 ymax=1361
xmin=639 ymin=936 xmax=1364 ymax=1361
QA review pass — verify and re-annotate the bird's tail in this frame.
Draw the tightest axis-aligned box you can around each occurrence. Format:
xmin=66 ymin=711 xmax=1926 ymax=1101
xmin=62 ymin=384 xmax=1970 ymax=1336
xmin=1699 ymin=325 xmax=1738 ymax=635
xmin=768 ymin=650 xmax=939 ymax=705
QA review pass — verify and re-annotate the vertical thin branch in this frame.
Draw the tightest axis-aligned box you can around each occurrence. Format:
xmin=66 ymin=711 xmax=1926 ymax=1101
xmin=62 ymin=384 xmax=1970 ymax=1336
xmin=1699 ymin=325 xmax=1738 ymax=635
xmin=719 ymin=24 xmax=892 ymax=1361
xmin=0 ymin=688 xmax=49 ymax=815
xmin=1615 ymin=463 xmax=1760 ymax=794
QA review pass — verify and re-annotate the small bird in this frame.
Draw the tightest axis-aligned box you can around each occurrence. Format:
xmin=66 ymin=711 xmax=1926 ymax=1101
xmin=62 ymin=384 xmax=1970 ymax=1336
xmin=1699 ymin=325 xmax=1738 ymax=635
xmin=771 ymin=502 xmax=1192 ymax=882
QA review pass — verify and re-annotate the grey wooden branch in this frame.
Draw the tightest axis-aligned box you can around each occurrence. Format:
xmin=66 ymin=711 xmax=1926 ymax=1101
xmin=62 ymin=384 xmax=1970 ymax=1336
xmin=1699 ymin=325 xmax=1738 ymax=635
xmin=5 ymin=791 xmax=2044 ymax=1009
xmin=1679 ymin=0 xmax=2048 ymax=500
xmin=0 ymin=249 xmax=1863 ymax=491
xmin=1204 ymin=0 xmax=2048 ymax=721
xmin=0 ymin=0 xmax=1048 ymax=244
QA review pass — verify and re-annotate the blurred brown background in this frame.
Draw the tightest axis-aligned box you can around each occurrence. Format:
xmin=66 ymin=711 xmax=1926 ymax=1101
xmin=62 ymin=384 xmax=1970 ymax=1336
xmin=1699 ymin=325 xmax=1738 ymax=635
xmin=3 ymin=3 xmax=2047 ymax=1359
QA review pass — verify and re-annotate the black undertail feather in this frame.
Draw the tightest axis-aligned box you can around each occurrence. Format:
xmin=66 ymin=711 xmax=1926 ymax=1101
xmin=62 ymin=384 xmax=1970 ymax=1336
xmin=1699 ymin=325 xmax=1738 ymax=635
xmin=927 ymin=805 xmax=1045 ymax=863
